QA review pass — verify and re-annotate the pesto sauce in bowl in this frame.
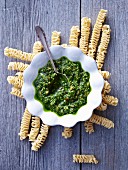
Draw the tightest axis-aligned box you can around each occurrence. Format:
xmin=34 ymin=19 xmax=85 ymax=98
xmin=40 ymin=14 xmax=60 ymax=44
xmin=33 ymin=56 xmax=91 ymax=117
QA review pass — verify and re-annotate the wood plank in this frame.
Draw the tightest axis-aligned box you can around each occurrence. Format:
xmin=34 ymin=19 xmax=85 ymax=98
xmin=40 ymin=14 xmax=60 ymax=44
xmin=0 ymin=0 xmax=81 ymax=170
xmin=81 ymin=0 xmax=128 ymax=170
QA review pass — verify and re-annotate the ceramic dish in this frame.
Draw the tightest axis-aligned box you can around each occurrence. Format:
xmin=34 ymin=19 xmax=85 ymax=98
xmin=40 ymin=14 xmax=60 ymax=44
xmin=22 ymin=45 xmax=104 ymax=127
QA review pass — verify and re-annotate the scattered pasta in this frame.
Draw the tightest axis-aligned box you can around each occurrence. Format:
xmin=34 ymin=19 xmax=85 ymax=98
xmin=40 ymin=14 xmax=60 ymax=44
xmin=79 ymin=17 xmax=91 ymax=54
xmin=73 ymin=154 xmax=98 ymax=164
xmin=4 ymin=47 xmax=34 ymax=62
xmin=7 ymin=76 xmax=23 ymax=89
xmin=18 ymin=108 xmax=31 ymax=140
xmin=99 ymin=70 xmax=111 ymax=79
xmin=10 ymin=87 xmax=23 ymax=98
xmin=33 ymin=41 xmax=43 ymax=55
xmin=15 ymin=72 xmax=23 ymax=78
xmin=84 ymin=120 xmax=94 ymax=134
xmin=96 ymin=102 xmax=107 ymax=111
xmin=31 ymin=124 xmax=50 ymax=151
xmin=96 ymin=25 xmax=111 ymax=70
xmin=102 ymin=80 xmax=111 ymax=94
xmin=8 ymin=62 xmax=29 ymax=72
xmin=88 ymin=9 xmax=107 ymax=58
xmin=28 ymin=116 xmax=41 ymax=141
xmin=51 ymin=31 xmax=61 ymax=45
xmin=69 ymin=26 xmax=80 ymax=47
xmin=62 ymin=127 xmax=73 ymax=139
xmin=102 ymin=95 xmax=118 ymax=106
xmin=89 ymin=114 xmax=114 ymax=129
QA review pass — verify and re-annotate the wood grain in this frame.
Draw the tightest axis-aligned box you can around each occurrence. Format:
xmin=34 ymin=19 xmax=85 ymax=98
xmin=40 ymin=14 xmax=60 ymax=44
xmin=0 ymin=0 xmax=128 ymax=170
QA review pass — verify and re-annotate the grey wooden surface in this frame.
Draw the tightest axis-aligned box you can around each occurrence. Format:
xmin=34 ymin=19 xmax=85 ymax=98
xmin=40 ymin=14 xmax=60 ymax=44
xmin=0 ymin=0 xmax=128 ymax=170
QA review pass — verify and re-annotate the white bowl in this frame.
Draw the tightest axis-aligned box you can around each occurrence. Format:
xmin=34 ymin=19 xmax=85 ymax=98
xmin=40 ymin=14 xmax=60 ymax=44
xmin=22 ymin=45 xmax=104 ymax=127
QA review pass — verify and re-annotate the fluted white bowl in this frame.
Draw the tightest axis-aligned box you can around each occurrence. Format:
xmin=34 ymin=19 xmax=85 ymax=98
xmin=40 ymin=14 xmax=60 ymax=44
xmin=22 ymin=45 xmax=104 ymax=127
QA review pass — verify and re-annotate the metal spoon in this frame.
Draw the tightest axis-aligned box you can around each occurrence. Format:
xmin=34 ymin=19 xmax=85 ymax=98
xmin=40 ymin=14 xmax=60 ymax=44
xmin=35 ymin=26 xmax=69 ymax=83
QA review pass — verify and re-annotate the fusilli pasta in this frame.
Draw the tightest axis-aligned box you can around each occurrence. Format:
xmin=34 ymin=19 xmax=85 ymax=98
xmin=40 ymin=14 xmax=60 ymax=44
xmin=8 ymin=62 xmax=29 ymax=72
xmin=96 ymin=25 xmax=111 ymax=70
xmin=7 ymin=76 xmax=23 ymax=89
xmin=69 ymin=26 xmax=80 ymax=47
xmin=102 ymin=80 xmax=111 ymax=94
xmin=84 ymin=120 xmax=94 ymax=134
xmin=28 ymin=116 xmax=41 ymax=141
xmin=18 ymin=108 xmax=31 ymax=140
xmin=79 ymin=17 xmax=91 ymax=54
xmin=73 ymin=154 xmax=98 ymax=164
xmin=31 ymin=124 xmax=50 ymax=151
xmin=99 ymin=70 xmax=111 ymax=79
xmin=89 ymin=114 xmax=114 ymax=129
xmin=102 ymin=95 xmax=118 ymax=106
xmin=33 ymin=41 xmax=43 ymax=55
xmin=4 ymin=47 xmax=34 ymax=62
xmin=88 ymin=9 xmax=107 ymax=58
xmin=51 ymin=31 xmax=61 ymax=45
xmin=10 ymin=87 xmax=23 ymax=98
xmin=62 ymin=127 xmax=73 ymax=139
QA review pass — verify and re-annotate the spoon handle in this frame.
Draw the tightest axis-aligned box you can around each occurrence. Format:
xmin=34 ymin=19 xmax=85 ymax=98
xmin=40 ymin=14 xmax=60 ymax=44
xmin=35 ymin=26 xmax=58 ymax=73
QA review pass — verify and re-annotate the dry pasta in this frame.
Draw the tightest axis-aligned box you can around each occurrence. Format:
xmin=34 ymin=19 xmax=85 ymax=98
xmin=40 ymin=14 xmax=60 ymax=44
xmin=99 ymin=70 xmax=111 ymax=79
xmin=31 ymin=124 xmax=50 ymax=151
xmin=18 ymin=108 xmax=31 ymax=140
xmin=33 ymin=41 xmax=43 ymax=55
xmin=69 ymin=26 xmax=80 ymax=47
xmin=7 ymin=76 xmax=23 ymax=89
xmin=28 ymin=116 xmax=41 ymax=141
xmin=102 ymin=80 xmax=111 ymax=94
xmin=84 ymin=120 xmax=94 ymax=134
xmin=102 ymin=95 xmax=118 ymax=106
xmin=73 ymin=155 xmax=98 ymax=164
xmin=8 ymin=62 xmax=29 ymax=72
xmin=51 ymin=31 xmax=61 ymax=45
xmin=96 ymin=25 xmax=111 ymax=70
xmin=88 ymin=9 xmax=107 ymax=58
xmin=62 ymin=127 xmax=73 ymax=139
xmin=89 ymin=114 xmax=114 ymax=129
xmin=4 ymin=47 xmax=35 ymax=62
xmin=96 ymin=102 xmax=107 ymax=111
xmin=79 ymin=17 xmax=91 ymax=54
xmin=10 ymin=87 xmax=23 ymax=98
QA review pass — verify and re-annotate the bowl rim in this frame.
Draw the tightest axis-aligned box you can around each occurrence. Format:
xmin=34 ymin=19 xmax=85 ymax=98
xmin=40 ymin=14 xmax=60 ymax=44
xmin=22 ymin=45 xmax=104 ymax=127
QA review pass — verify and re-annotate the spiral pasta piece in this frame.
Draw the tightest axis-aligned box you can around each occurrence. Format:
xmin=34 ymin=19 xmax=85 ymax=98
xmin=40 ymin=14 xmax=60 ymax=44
xmin=102 ymin=81 xmax=111 ymax=94
xmin=102 ymin=95 xmax=118 ymax=106
xmin=88 ymin=9 xmax=107 ymax=58
xmin=33 ymin=41 xmax=43 ymax=55
xmin=10 ymin=87 xmax=23 ymax=98
xmin=84 ymin=120 xmax=94 ymax=134
xmin=61 ymin=44 xmax=68 ymax=48
xmin=51 ymin=31 xmax=61 ymax=45
xmin=69 ymin=26 xmax=80 ymax=47
xmin=7 ymin=76 xmax=23 ymax=88
xmin=8 ymin=62 xmax=29 ymax=72
xmin=73 ymin=155 xmax=98 ymax=164
xmin=89 ymin=114 xmax=114 ymax=129
xmin=96 ymin=25 xmax=111 ymax=70
xmin=96 ymin=102 xmax=107 ymax=111
xmin=79 ymin=17 xmax=91 ymax=54
xmin=99 ymin=70 xmax=111 ymax=79
xmin=31 ymin=124 xmax=50 ymax=151
xmin=18 ymin=108 xmax=31 ymax=140
xmin=28 ymin=116 xmax=41 ymax=141
xmin=62 ymin=127 xmax=73 ymax=139
xmin=4 ymin=47 xmax=35 ymax=62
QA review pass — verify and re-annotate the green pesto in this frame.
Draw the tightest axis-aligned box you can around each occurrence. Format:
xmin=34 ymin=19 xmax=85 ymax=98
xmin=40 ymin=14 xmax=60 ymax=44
xmin=33 ymin=56 xmax=91 ymax=117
